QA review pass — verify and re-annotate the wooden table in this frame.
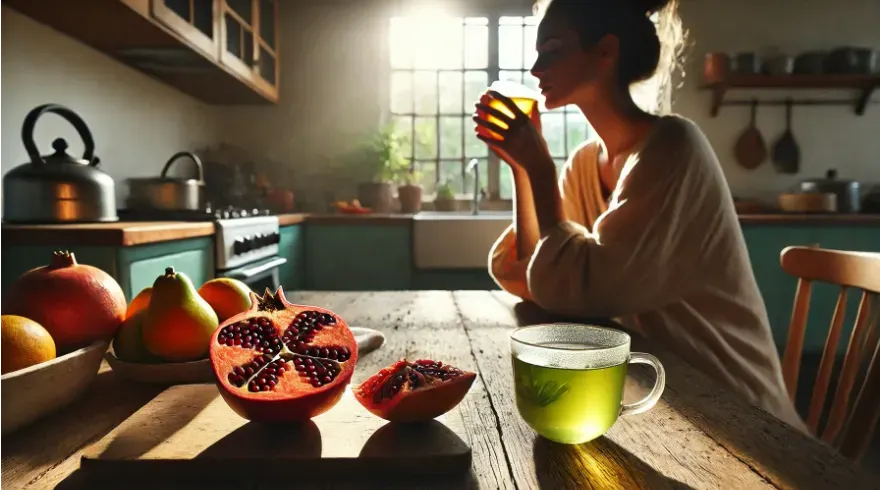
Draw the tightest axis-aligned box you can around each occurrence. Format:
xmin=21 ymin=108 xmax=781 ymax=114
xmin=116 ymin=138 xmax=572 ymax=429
xmin=3 ymin=291 xmax=878 ymax=490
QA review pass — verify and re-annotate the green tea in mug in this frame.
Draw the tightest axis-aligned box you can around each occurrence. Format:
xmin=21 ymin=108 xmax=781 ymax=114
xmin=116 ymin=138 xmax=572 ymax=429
xmin=510 ymin=325 xmax=666 ymax=445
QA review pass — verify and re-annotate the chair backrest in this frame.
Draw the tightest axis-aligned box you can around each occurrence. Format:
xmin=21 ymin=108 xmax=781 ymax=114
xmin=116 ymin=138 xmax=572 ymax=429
xmin=779 ymin=245 xmax=880 ymax=463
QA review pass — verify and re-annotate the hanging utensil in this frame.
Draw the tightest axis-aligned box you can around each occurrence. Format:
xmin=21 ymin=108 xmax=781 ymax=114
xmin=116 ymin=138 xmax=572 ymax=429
xmin=772 ymin=98 xmax=800 ymax=174
xmin=734 ymin=99 xmax=767 ymax=170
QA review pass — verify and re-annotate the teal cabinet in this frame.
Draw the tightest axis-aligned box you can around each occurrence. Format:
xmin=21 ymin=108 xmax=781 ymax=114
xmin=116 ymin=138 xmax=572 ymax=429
xmin=305 ymin=224 xmax=412 ymax=290
xmin=1 ymin=237 xmax=214 ymax=302
xmin=279 ymin=225 xmax=306 ymax=291
xmin=742 ymin=224 xmax=880 ymax=356
xmin=121 ymin=238 xmax=214 ymax=298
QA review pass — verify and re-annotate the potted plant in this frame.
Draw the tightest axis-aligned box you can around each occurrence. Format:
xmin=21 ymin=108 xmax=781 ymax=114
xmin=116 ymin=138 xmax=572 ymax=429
xmin=356 ymin=122 xmax=409 ymax=214
xmin=434 ymin=181 xmax=458 ymax=212
xmin=397 ymin=168 xmax=423 ymax=214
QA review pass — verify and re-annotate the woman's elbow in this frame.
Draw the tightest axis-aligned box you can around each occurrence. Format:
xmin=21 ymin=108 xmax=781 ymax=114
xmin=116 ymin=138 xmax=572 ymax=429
xmin=489 ymin=265 xmax=532 ymax=301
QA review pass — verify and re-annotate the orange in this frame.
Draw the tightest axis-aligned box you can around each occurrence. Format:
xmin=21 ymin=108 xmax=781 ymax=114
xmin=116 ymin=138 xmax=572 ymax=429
xmin=126 ymin=287 xmax=152 ymax=319
xmin=1 ymin=315 xmax=57 ymax=374
xmin=197 ymin=278 xmax=253 ymax=323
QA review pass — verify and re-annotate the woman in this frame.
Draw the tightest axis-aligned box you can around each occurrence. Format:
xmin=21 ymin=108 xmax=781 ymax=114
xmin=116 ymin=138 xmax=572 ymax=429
xmin=474 ymin=0 xmax=807 ymax=432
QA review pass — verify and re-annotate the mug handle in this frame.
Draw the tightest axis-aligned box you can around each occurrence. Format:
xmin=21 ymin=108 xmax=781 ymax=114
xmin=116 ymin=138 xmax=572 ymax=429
xmin=620 ymin=352 xmax=666 ymax=416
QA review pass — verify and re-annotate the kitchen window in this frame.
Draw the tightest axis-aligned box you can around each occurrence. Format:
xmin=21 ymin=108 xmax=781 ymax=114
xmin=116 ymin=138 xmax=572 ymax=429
xmin=388 ymin=11 xmax=593 ymax=201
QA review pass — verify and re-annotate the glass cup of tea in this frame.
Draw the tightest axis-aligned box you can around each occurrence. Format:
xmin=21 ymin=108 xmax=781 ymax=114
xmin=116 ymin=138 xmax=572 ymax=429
xmin=510 ymin=323 xmax=666 ymax=445
xmin=477 ymin=80 xmax=543 ymax=139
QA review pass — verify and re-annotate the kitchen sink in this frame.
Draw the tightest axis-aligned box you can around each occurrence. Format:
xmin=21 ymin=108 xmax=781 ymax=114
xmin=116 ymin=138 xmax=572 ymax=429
xmin=412 ymin=211 xmax=513 ymax=269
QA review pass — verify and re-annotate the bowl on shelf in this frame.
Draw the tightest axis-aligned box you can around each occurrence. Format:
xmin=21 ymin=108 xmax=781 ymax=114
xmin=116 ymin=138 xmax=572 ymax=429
xmin=1 ymin=339 xmax=109 ymax=435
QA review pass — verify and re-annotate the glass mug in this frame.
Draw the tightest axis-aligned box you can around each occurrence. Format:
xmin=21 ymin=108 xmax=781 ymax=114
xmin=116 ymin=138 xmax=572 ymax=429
xmin=477 ymin=80 xmax=543 ymax=140
xmin=510 ymin=323 xmax=666 ymax=445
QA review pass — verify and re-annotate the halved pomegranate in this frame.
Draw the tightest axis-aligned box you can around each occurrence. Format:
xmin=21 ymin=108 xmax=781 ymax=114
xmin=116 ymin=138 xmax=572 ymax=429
xmin=353 ymin=359 xmax=476 ymax=423
xmin=210 ymin=287 xmax=358 ymax=422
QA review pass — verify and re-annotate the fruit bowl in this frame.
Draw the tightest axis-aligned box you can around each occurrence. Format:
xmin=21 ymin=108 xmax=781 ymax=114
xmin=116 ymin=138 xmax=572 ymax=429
xmin=1 ymin=339 xmax=109 ymax=435
xmin=104 ymin=351 xmax=214 ymax=385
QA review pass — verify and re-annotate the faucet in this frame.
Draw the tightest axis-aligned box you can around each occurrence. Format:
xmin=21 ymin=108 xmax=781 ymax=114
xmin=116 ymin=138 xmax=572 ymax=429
xmin=466 ymin=158 xmax=486 ymax=215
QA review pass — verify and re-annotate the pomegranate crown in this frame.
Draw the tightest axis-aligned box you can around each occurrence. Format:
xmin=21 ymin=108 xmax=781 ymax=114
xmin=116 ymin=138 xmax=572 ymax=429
xmin=50 ymin=250 xmax=77 ymax=268
xmin=256 ymin=287 xmax=288 ymax=312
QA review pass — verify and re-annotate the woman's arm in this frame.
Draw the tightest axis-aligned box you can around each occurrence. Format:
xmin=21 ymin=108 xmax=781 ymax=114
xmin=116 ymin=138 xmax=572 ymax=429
xmin=512 ymin=166 xmax=541 ymax=260
xmin=526 ymin=120 xmax=710 ymax=317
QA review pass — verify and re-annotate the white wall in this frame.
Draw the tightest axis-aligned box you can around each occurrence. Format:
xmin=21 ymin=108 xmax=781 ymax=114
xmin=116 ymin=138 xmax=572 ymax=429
xmin=674 ymin=0 xmax=880 ymax=201
xmin=1 ymin=6 xmax=220 ymax=205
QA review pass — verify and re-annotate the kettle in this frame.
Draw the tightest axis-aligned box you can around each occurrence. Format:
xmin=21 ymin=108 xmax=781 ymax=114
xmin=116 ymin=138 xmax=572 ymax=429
xmin=2 ymin=104 xmax=117 ymax=223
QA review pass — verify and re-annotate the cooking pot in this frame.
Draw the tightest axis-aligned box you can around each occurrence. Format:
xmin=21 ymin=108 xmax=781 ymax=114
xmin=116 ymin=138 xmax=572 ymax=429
xmin=126 ymin=151 xmax=205 ymax=211
xmin=799 ymin=169 xmax=861 ymax=213
xmin=2 ymin=104 xmax=117 ymax=223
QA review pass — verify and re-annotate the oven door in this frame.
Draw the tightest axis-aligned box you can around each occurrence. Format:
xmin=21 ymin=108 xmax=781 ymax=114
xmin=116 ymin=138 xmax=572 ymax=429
xmin=217 ymin=256 xmax=287 ymax=293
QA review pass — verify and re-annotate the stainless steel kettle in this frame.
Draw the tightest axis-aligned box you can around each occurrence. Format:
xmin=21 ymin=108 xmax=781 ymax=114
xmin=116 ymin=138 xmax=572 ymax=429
xmin=2 ymin=104 xmax=117 ymax=223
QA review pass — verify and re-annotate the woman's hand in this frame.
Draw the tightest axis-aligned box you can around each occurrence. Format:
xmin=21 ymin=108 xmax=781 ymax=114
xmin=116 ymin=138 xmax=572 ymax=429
xmin=473 ymin=90 xmax=555 ymax=177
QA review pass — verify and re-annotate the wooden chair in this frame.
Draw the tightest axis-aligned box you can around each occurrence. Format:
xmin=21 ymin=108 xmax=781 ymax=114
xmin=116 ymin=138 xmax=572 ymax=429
xmin=779 ymin=245 xmax=880 ymax=463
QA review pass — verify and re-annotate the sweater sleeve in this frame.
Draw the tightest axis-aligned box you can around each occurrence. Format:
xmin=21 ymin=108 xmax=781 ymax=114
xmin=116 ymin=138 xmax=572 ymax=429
xmin=526 ymin=119 xmax=711 ymax=318
xmin=488 ymin=145 xmax=593 ymax=300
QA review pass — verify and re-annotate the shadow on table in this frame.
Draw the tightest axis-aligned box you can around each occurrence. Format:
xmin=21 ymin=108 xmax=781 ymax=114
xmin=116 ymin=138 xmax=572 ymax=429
xmin=533 ymin=436 xmax=694 ymax=489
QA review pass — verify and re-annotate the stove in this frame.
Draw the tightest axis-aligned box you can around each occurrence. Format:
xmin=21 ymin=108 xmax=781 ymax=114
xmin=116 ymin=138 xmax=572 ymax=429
xmin=118 ymin=206 xmax=284 ymax=290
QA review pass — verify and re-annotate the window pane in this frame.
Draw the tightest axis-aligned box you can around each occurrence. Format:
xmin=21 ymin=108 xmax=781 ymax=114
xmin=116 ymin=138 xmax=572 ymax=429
xmin=566 ymin=112 xmax=589 ymax=154
xmin=525 ymin=16 xmax=539 ymax=26
xmin=499 ymin=16 xmax=523 ymax=25
xmin=499 ymin=70 xmax=522 ymax=84
xmin=463 ymin=70 xmax=488 ymax=111
xmin=524 ymin=24 xmax=538 ymax=69
xmin=523 ymin=72 xmax=539 ymax=92
xmin=554 ymin=158 xmax=566 ymax=175
xmin=391 ymin=116 xmax=413 ymax=158
xmin=416 ymin=161 xmax=437 ymax=195
xmin=463 ymin=158 xmax=489 ymax=195
xmin=464 ymin=23 xmax=488 ymax=68
xmin=541 ymin=113 xmax=566 ymax=157
xmin=390 ymin=72 xmax=413 ymax=113
xmin=414 ymin=72 xmax=437 ymax=114
xmin=498 ymin=25 xmax=523 ymax=69
xmin=414 ymin=117 xmax=437 ymax=159
xmin=466 ymin=115 xmax=489 ymax=158
xmin=389 ymin=17 xmax=413 ymax=68
xmin=499 ymin=164 xmax=513 ymax=200
xmin=440 ymin=117 xmax=463 ymax=158
xmin=439 ymin=161 xmax=465 ymax=195
xmin=413 ymin=17 xmax=462 ymax=69
xmin=439 ymin=72 xmax=463 ymax=114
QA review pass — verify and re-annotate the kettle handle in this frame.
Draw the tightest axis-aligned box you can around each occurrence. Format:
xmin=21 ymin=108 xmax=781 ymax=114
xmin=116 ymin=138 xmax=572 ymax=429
xmin=160 ymin=151 xmax=205 ymax=182
xmin=22 ymin=104 xmax=96 ymax=165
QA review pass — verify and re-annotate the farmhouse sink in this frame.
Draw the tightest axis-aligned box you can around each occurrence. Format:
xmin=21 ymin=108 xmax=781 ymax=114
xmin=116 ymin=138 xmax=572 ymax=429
xmin=412 ymin=211 xmax=512 ymax=269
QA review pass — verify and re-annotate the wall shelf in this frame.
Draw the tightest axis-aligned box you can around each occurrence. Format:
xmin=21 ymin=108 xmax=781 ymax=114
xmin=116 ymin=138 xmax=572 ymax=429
xmin=699 ymin=74 xmax=880 ymax=117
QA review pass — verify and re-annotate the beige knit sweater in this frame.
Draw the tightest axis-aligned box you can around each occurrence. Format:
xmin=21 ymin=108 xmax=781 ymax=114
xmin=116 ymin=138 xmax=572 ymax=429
xmin=489 ymin=115 xmax=807 ymax=432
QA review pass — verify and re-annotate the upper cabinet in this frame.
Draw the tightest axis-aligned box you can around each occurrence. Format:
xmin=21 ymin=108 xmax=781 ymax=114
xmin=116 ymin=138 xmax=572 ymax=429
xmin=5 ymin=0 xmax=280 ymax=104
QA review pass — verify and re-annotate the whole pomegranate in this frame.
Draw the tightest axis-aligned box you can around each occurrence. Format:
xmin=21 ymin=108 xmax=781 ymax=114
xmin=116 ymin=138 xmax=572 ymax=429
xmin=4 ymin=251 xmax=127 ymax=353
xmin=210 ymin=287 xmax=358 ymax=422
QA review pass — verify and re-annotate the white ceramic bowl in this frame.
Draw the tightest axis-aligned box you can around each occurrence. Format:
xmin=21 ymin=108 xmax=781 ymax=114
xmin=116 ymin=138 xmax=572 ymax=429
xmin=1 ymin=339 xmax=109 ymax=434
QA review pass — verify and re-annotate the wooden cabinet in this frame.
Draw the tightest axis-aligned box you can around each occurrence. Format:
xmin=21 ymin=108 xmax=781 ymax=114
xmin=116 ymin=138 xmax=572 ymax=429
xmin=5 ymin=0 xmax=280 ymax=104
xmin=278 ymin=225 xmax=305 ymax=291
xmin=219 ymin=0 xmax=279 ymax=101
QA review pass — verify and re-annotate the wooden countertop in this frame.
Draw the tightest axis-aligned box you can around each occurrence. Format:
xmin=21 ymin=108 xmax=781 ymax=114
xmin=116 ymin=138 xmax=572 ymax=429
xmin=1 ymin=221 xmax=215 ymax=247
xmin=3 ymin=291 xmax=876 ymax=490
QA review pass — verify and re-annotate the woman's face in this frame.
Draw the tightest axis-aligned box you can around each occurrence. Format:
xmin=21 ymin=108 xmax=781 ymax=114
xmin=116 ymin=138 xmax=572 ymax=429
xmin=530 ymin=11 xmax=617 ymax=109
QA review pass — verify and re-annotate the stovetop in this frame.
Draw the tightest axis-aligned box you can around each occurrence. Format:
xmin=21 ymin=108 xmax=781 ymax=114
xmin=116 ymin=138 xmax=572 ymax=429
xmin=117 ymin=206 xmax=274 ymax=222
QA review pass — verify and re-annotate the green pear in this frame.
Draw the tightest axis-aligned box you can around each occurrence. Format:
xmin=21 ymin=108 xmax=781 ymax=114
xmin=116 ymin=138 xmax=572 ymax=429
xmin=141 ymin=267 xmax=219 ymax=362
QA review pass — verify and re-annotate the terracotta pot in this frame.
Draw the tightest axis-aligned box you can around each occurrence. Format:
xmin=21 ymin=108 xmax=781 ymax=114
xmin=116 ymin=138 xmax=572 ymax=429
xmin=398 ymin=184 xmax=423 ymax=214
xmin=433 ymin=198 xmax=459 ymax=212
xmin=357 ymin=182 xmax=394 ymax=213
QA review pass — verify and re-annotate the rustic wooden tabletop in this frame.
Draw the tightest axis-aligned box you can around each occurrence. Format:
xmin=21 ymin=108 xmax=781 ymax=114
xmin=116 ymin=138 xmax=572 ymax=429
xmin=2 ymin=291 xmax=878 ymax=490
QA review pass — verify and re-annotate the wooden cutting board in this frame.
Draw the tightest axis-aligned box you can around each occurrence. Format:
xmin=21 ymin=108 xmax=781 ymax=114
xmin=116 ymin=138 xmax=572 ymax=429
xmin=80 ymin=384 xmax=471 ymax=482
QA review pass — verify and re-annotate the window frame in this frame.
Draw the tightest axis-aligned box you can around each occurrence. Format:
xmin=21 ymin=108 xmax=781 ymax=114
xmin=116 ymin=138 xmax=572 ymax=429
xmin=384 ymin=3 xmax=591 ymax=204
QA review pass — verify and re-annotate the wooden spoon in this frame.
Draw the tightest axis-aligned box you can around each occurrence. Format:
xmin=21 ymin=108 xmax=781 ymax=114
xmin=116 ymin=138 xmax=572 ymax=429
xmin=734 ymin=100 xmax=767 ymax=170
xmin=772 ymin=98 xmax=800 ymax=174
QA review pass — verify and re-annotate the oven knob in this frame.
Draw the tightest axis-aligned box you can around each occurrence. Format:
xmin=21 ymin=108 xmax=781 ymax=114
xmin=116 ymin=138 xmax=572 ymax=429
xmin=254 ymin=233 xmax=266 ymax=247
xmin=233 ymin=238 xmax=246 ymax=255
xmin=271 ymin=232 xmax=281 ymax=244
